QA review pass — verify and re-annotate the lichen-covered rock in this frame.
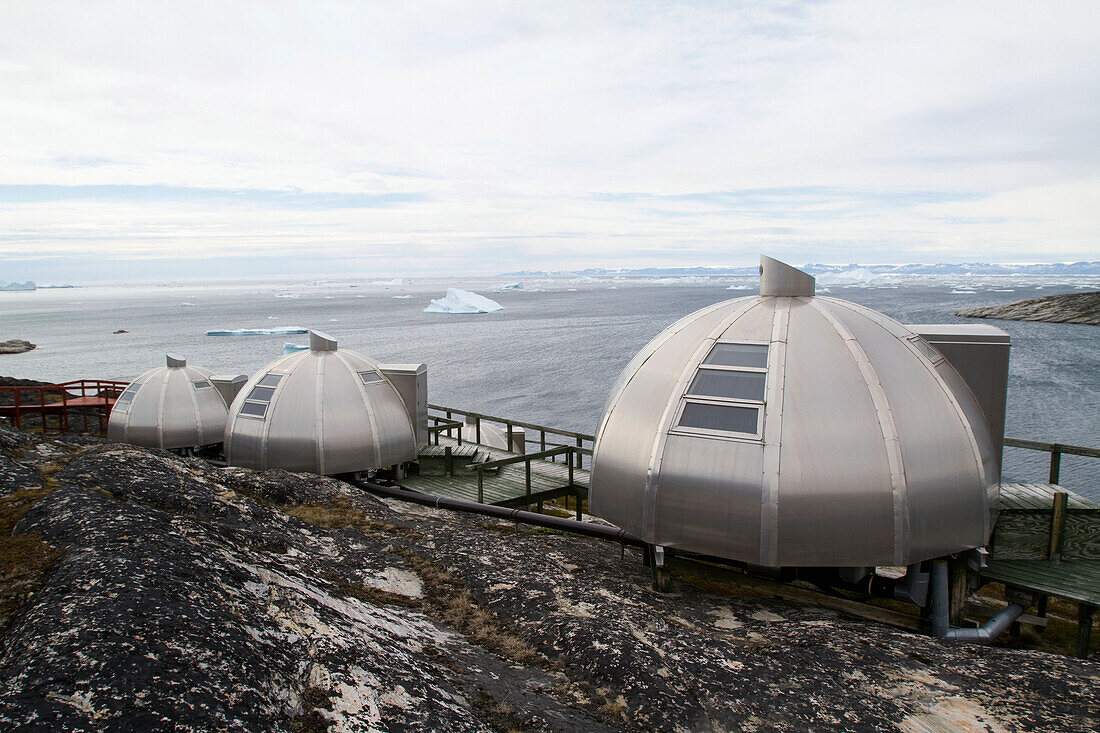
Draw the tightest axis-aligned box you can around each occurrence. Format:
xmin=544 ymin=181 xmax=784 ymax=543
xmin=0 ymin=456 xmax=41 ymax=496
xmin=0 ymin=437 xmax=1096 ymax=731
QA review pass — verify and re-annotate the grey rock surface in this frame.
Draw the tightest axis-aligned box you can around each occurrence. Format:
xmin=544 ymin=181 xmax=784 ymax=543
xmin=0 ymin=436 xmax=1096 ymax=731
xmin=957 ymin=291 xmax=1100 ymax=325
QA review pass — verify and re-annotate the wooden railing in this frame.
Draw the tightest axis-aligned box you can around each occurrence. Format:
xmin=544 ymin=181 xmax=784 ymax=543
xmin=428 ymin=404 xmax=595 ymax=470
xmin=0 ymin=379 xmax=129 ymax=435
xmin=1003 ymin=437 xmax=1100 ymax=484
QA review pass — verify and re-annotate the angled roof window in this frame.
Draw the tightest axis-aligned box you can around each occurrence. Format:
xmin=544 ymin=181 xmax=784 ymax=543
xmin=358 ymin=371 xmax=383 ymax=385
xmin=257 ymin=373 xmax=283 ymax=388
xmin=193 ymin=380 xmax=212 ymax=390
xmin=703 ymin=343 xmax=768 ymax=369
xmin=239 ymin=401 xmax=268 ymax=418
xmin=688 ymin=370 xmax=766 ymax=402
xmin=678 ymin=403 xmax=759 ymax=435
xmin=248 ymin=386 xmax=276 ymax=402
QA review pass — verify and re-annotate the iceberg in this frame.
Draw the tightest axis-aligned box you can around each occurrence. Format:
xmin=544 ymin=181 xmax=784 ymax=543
xmin=371 ymin=278 xmax=405 ymax=286
xmin=492 ymin=282 xmax=523 ymax=292
xmin=206 ymin=326 xmax=309 ymax=336
xmin=393 ymin=295 xmax=412 ymax=299
xmin=424 ymin=288 xmax=503 ymax=314
xmin=283 ymin=342 xmax=309 ymax=355
xmin=815 ymin=268 xmax=898 ymax=287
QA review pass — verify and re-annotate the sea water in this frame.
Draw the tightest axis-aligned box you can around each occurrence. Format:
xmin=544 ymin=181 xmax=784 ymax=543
xmin=1 ymin=278 xmax=1096 ymax=498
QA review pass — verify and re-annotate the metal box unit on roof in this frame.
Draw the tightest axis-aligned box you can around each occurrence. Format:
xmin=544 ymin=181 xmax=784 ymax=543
xmin=223 ymin=330 xmax=421 ymax=475
xmin=589 ymin=256 xmax=1007 ymax=568
xmin=107 ymin=353 xmax=229 ymax=450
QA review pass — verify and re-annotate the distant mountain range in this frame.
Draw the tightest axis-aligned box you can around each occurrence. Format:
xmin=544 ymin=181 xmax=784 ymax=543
xmin=0 ymin=280 xmax=35 ymax=291
xmin=499 ymin=262 xmax=1100 ymax=278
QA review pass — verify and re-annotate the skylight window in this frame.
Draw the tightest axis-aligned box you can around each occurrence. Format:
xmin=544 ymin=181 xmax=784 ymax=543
xmin=702 ymin=343 xmax=768 ymax=369
xmin=239 ymin=374 xmax=281 ymax=419
xmin=239 ymin=401 xmax=268 ymax=417
xmin=358 ymin=371 xmax=383 ymax=385
xmin=687 ymin=370 xmax=766 ymax=401
xmin=679 ymin=403 xmax=759 ymax=434
xmin=113 ymin=383 xmax=141 ymax=413
xmin=193 ymin=380 xmax=212 ymax=390
xmin=676 ymin=342 xmax=768 ymax=438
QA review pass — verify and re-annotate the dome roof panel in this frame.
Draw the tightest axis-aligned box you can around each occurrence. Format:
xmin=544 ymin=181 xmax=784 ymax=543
xmin=774 ymin=299 xmax=897 ymax=565
xmin=108 ymin=357 xmax=226 ymax=450
xmin=224 ymin=332 xmax=417 ymax=474
xmin=590 ymin=298 xmax=759 ymax=533
xmin=590 ymin=257 xmax=1001 ymax=567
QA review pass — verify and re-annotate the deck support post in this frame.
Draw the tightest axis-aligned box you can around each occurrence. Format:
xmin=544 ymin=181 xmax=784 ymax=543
xmin=444 ymin=446 xmax=453 ymax=476
xmin=1048 ymin=450 xmax=1061 ymax=484
xmin=1048 ymin=492 xmax=1068 ymax=563
xmin=477 ymin=470 xmax=484 ymax=504
xmin=1077 ymin=604 xmax=1095 ymax=659
xmin=650 ymin=545 xmax=672 ymax=592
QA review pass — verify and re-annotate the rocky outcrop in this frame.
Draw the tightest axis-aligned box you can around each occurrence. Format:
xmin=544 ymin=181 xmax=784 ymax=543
xmin=957 ymin=291 xmax=1100 ymax=325
xmin=0 ymin=340 xmax=35 ymax=354
xmin=0 ymin=429 xmax=1096 ymax=731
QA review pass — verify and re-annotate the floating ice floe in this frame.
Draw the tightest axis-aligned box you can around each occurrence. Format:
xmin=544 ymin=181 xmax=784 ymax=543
xmin=817 ymin=287 xmax=831 ymax=293
xmin=424 ymin=288 xmax=503 ymax=314
xmin=393 ymin=295 xmax=412 ymax=299
xmin=726 ymin=285 xmax=751 ymax=291
xmin=274 ymin=292 xmax=300 ymax=299
xmin=180 ymin=302 xmax=195 ymax=306
xmin=372 ymin=278 xmax=405 ymax=286
xmin=206 ymin=327 xmax=309 ymax=336
xmin=492 ymin=282 xmax=523 ymax=292
xmin=951 ymin=289 xmax=978 ymax=294
xmin=283 ymin=342 xmax=309 ymax=355
xmin=569 ymin=276 xmax=602 ymax=284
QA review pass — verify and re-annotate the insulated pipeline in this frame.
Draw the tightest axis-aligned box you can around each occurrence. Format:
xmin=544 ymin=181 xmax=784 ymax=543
xmin=343 ymin=476 xmax=647 ymax=548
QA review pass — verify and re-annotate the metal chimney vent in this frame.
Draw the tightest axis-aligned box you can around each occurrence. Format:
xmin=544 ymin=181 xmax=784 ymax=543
xmin=310 ymin=330 xmax=338 ymax=351
xmin=759 ymin=255 xmax=815 ymax=297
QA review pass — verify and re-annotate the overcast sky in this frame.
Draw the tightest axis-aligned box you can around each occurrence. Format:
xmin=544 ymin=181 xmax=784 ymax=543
xmin=1 ymin=1 xmax=1097 ymax=281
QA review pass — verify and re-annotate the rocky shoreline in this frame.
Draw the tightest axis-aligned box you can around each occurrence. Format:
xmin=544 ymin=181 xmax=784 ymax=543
xmin=0 ymin=426 xmax=1096 ymax=731
xmin=956 ymin=291 xmax=1100 ymax=326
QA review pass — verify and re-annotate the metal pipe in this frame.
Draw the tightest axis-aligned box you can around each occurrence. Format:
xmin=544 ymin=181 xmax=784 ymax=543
xmin=343 ymin=476 xmax=646 ymax=548
xmin=931 ymin=560 xmax=1026 ymax=643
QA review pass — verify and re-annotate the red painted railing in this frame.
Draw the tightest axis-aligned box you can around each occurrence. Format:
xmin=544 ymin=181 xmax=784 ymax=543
xmin=0 ymin=379 xmax=130 ymax=435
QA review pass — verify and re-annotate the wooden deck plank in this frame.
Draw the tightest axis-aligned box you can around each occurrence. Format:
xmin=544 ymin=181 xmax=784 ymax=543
xmin=982 ymin=560 xmax=1100 ymax=605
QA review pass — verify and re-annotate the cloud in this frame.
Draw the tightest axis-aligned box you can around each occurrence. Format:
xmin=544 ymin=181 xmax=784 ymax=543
xmin=0 ymin=0 xmax=1097 ymax=279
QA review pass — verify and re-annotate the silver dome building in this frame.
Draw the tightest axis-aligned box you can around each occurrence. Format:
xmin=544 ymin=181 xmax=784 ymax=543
xmin=224 ymin=331 xmax=420 ymax=475
xmin=108 ymin=353 xmax=229 ymax=450
xmin=589 ymin=257 xmax=1004 ymax=568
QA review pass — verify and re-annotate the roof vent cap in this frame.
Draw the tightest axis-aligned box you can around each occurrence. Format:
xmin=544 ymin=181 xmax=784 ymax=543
xmin=166 ymin=353 xmax=187 ymax=368
xmin=309 ymin=330 xmax=338 ymax=352
xmin=760 ymin=255 xmax=815 ymax=297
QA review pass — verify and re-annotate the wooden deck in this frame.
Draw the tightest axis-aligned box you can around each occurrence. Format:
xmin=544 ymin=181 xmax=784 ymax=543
xmin=400 ymin=436 xmax=589 ymax=510
xmin=984 ymin=482 xmax=1099 ymax=657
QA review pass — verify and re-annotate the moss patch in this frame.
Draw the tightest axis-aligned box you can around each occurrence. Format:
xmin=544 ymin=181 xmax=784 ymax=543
xmin=0 ymin=487 xmax=63 ymax=630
